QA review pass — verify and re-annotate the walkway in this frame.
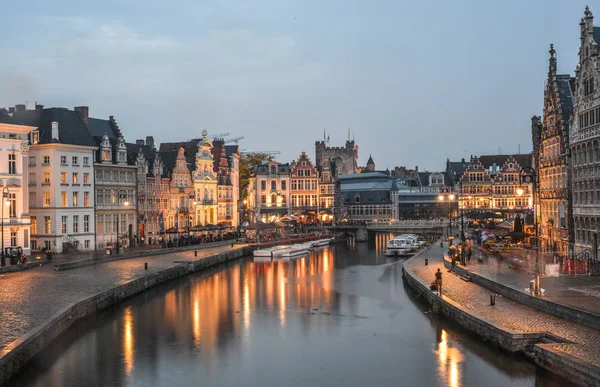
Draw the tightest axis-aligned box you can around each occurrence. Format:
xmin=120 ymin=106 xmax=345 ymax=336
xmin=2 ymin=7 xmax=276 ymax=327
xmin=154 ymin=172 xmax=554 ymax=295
xmin=407 ymin=243 xmax=600 ymax=367
xmin=0 ymin=244 xmax=245 ymax=351
xmin=463 ymin=244 xmax=600 ymax=316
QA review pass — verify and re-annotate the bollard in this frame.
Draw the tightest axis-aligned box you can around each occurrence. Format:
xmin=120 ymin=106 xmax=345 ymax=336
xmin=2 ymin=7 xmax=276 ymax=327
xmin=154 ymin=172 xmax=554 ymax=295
xmin=490 ymin=294 xmax=495 ymax=306
xmin=144 ymin=262 xmax=148 ymax=270
xmin=194 ymin=251 xmax=197 ymax=257
xmin=425 ymin=258 xmax=428 ymax=266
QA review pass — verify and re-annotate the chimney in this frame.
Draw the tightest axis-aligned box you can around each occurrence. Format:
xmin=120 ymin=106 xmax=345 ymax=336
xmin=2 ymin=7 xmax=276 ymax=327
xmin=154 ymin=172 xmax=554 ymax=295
xmin=146 ymin=136 xmax=155 ymax=150
xmin=136 ymin=139 xmax=144 ymax=146
xmin=74 ymin=106 xmax=89 ymax=121
xmin=35 ymin=104 xmax=44 ymax=110
xmin=8 ymin=107 xmax=15 ymax=113
xmin=15 ymin=104 xmax=25 ymax=112
xmin=51 ymin=121 xmax=59 ymax=141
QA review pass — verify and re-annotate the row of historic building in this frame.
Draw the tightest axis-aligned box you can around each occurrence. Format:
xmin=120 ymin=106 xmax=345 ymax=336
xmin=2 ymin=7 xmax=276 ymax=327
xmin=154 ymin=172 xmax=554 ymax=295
xmin=0 ymin=104 xmax=240 ymax=254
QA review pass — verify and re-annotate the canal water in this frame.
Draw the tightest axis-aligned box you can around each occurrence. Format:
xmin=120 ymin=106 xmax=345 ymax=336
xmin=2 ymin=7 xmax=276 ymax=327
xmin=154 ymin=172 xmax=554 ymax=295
xmin=12 ymin=235 xmax=571 ymax=387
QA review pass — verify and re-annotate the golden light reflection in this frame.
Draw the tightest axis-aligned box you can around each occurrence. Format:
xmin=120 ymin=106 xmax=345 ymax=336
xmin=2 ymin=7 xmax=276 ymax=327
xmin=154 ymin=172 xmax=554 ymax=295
xmin=243 ymin=272 xmax=250 ymax=337
xmin=436 ymin=329 xmax=463 ymax=387
xmin=278 ymin=260 xmax=286 ymax=327
xmin=123 ymin=307 xmax=135 ymax=375
xmin=193 ymin=300 xmax=201 ymax=346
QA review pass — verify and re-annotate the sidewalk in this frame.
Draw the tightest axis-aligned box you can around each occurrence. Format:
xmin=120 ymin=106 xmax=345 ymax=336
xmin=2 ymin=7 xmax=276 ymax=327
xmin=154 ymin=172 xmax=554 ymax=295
xmin=407 ymin=243 xmax=600 ymax=368
xmin=460 ymin=244 xmax=600 ymax=317
xmin=0 ymin=244 xmax=245 ymax=351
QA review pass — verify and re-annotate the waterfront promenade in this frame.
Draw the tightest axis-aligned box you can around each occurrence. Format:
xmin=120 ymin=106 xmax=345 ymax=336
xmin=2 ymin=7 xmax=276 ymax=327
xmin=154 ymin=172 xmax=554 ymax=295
xmin=405 ymin=243 xmax=600 ymax=385
xmin=0 ymin=244 xmax=245 ymax=351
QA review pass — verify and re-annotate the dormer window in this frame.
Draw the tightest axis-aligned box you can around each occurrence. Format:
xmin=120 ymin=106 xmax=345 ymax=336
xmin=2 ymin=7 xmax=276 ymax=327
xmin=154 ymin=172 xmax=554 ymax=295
xmin=355 ymin=193 xmax=361 ymax=203
xmin=270 ymin=165 xmax=276 ymax=175
xmin=31 ymin=130 xmax=39 ymax=145
xmin=103 ymin=150 xmax=111 ymax=161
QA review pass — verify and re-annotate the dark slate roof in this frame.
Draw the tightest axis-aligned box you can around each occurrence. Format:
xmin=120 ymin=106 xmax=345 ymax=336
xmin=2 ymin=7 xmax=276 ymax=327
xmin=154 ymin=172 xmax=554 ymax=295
xmin=159 ymin=140 xmax=198 ymax=166
xmin=0 ymin=110 xmax=26 ymax=125
xmin=556 ymin=74 xmax=575 ymax=128
xmin=254 ymin=163 xmax=291 ymax=174
xmin=594 ymin=27 xmax=600 ymax=47
xmin=418 ymin=172 xmax=430 ymax=186
xmin=86 ymin=117 xmax=120 ymax=138
xmin=126 ymin=142 xmax=155 ymax=163
xmin=367 ymin=155 xmax=374 ymax=164
xmin=158 ymin=150 xmax=178 ymax=176
xmin=478 ymin=154 xmax=532 ymax=170
xmin=13 ymin=108 xmax=97 ymax=147
xmin=338 ymin=171 xmax=388 ymax=180
xmin=342 ymin=190 xmax=391 ymax=205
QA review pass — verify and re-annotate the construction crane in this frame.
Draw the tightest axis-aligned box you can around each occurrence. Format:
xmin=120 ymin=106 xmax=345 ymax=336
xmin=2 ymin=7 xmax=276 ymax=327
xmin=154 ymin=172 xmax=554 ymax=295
xmin=241 ymin=150 xmax=281 ymax=156
xmin=224 ymin=136 xmax=244 ymax=144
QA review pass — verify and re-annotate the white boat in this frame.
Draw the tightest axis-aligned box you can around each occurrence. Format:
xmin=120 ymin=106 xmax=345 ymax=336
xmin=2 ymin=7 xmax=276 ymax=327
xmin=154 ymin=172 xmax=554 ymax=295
xmin=310 ymin=238 xmax=331 ymax=248
xmin=280 ymin=243 xmax=312 ymax=257
xmin=253 ymin=245 xmax=290 ymax=257
xmin=385 ymin=237 xmax=414 ymax=255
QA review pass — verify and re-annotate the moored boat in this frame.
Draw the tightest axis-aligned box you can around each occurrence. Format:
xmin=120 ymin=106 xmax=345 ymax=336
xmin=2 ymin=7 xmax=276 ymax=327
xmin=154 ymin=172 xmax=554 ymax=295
xmin=253 ymin=245 xmax=290 ymax=257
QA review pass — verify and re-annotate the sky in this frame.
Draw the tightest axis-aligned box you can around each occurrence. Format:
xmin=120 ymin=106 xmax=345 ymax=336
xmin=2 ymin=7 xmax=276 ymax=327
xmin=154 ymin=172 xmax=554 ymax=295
xmin=0 ymin=0 xmax=593 ymax=171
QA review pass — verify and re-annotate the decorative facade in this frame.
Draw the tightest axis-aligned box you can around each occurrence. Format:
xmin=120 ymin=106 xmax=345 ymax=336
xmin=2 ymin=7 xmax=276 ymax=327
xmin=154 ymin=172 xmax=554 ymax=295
xmin=569 ymin=6 xmax=600 ymax=250
xmin=459 ymin=155 xmax=533 ymax=217
xmin=533 ymin=45 xmax=575 ymax=256
xmin=192 ymin=137 xmax=218 ymax=225
xmin=248 ymin=161 xmax=291 ymax=223
xmin=290 ymin=152 xmax=319 ymax=219
xmin=0 ymin=110 xmax=35 ymax=258
xmin=318 ymin=155 xmax=335 ymax=215
xmin=167 ymin=148 xmax=195 ymax=231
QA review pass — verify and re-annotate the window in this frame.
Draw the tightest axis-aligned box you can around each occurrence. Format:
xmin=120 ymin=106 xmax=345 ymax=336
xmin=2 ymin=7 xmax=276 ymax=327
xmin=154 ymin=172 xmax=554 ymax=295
xmin=8 ymin=153 xmax=16 ymax=174
xmin=44 ymin=192 xmax=50 ymax=207
xmin=73 ymin=215 xmax=79 ymax=233
xmin=73 ymin=191 xmax=79 ymax=207
xmin=270 ymin=165 xmax=276 ymax=174
xmin=271 ymin=181 xmax=276 ymax=190
xmin=10 ymin=232 xmax=16 ymax=247
xmin=61 ymin=191 xmax=68 ymax=207
xmin=44 ymin=172 xmax=51 ymax=184
xmin=103 ymin=150 xmax=111 ymax=161
xmin=24 ymin=229 xmax=28 ymax=248
xmin=61 ymin=216 xmax=67 ymax=234
xmin=72 ymin=173 xmax=78 ymax=184
xmin=84 ymin=215 xmax=90 ymax=233
xmin=84 ymin=240 xmax=90 ymax=249
xmin=30 ymin=215 xmax=37 ymax=235
xmin=60 ymin=172 xmax=67 ymax=184
xmin=83 ymin=173 xmax=89 ymax=184
xmin=8 ymin=193 xmax=16 ymax=218
xmin=261 ymin=194 xmax=267 ymax=204
xmin=28 ymin=156 xmax=36 ymax=166
xmin=29 ymin=172 xmax=36 ymax=185
xmin=282 ymin=181 xmax=287 ymax=190
xmin=72 ymin=156 xmax=79 ymax=165
xmin=83 ymin=156 xmax=89 ymax=166
xmin=260 ymin=181 xmax=266 ymax=191
xmin=31 ymin=131 xmax=39 ymax=145
xmin=84 ymin=191 xmax=89 ymax=206
xmin=44 ymin=216 xmax=51 ymax=234
xmin=43 ymin=155 xmax=50 ymax=165
xmin=61 ymin=156 xmax=67 ymax=165
xmin=44 ymin=241 xmax=51 ymax=250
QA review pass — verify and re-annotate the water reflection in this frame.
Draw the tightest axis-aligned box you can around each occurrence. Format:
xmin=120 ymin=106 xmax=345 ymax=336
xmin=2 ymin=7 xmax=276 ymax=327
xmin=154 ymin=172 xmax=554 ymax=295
xmin=13 ymin=241 xmax=573 ymax=387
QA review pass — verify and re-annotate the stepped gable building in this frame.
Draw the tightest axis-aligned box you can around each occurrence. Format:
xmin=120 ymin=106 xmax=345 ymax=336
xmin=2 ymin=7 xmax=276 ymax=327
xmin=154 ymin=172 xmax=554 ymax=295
xmin=315 ymin=138 xmax=358 ymax=178
xmin=0 ymin=109 xmax=36 ymax=257
xmin=569 ymin=6 xmax=600 ymax=250
xmin=192 ymin=137 xmax=218 ymax=225
xmin=14 ymin=106 xmax=97 ymax=253
xmin=532 ymin=45 xmax=576 ymax=256
xmin=248 ymin=161 xmax=291 ymax=223
xmin=129 ymin=138 xmax=171 ymax=245
xmin=445 ymin=158 xmax=469 ymax=188
xmin=165 ymin=147 xmax=195 ymax=232
xmin=318 ymin=155 xmax=335 ymax=214
xmin=290 ymin=152 xmax=319 ymax=220
xmin=79 ymin=106 xmax=138 ymax=251
xmin=459 ymin=154 xmax=533 ymax=217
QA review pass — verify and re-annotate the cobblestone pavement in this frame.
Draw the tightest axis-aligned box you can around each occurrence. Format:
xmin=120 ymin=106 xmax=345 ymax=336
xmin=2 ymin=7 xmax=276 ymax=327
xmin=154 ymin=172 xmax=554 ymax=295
xmin=458 ymin=243 xmax=600 ymax=315
xmin=409 ymin=243 xmax=600 ymax=366
xmin=0 ymin=245 xmax=244 ymax=350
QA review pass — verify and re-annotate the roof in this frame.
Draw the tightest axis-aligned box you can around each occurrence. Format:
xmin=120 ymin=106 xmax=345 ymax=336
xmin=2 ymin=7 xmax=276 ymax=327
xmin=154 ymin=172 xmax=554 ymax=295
xmin=418 ymin=172 xmax=429 ymax=186
xmin=341 ymin=180 xmax=395 ymax=191
xmin=254 ymin=163 xmax=291 ymax=174
xmin=14 ymin=108 xmax=97 ymax=147
xmin=594 ymin=26 xmax=600 ymax=47
xmin=342 ymin=190 xmax=391 ymax=205
xmin=86 ymin=117 xmax=120 ymax=138
xmin=367 ymin=155 xmax=374 ymax=165
xmin=556 ymin=74 xmax=575 ymax=128
xmin=158 ymin=150 xmax=178 ymax=176
xmin=0 ymin=110 xmax=26 ymax=125
xmin=159 ymin=139 xmax=199 ymax=166
xmin=338 ymin=172 xmax=388 ymax=180
xmin=478 ymin=154 xmax=532 ymax=170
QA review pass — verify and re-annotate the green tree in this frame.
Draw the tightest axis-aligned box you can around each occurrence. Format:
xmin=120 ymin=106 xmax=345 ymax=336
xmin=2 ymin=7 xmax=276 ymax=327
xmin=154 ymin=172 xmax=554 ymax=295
xmin=239 ymin=152 xmax=274 ymax=200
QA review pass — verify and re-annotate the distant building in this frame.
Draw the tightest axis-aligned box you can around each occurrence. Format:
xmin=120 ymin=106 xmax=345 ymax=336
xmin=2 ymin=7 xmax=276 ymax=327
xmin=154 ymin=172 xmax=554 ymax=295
xmin=248 ymin=161 xmax=291 ymax=223
xmin=336 ymin=172 xmax=395 ymax=221
xmin=192 ymin=138 xmax=218 ymax=225
xmin=318 ymin=155 xmax=335 ymax=214
xmin=395 ymin=172 xmax=449 ymax=219
xmin=290 ymin=152 xmax=319 ymax=220
xmin=445 ymin=158 xmax=469 ymax=187
xmin=390 ymin=166 xmax=419 ymax=179
xmin=315 ymin=138 xmax=358 ymax=178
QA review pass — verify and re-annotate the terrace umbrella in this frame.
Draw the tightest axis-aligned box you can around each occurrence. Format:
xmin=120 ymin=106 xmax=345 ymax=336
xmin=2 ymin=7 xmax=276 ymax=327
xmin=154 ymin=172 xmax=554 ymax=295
xmin=190 ymin=225 xmax=206 ymax=231
xmin=165 ymin=227 xmax=178 ymax=233
xmin=465 ymin=211 xmax=482 ymax=219
xmin=504 ymin=231 xmax=529 ymax=240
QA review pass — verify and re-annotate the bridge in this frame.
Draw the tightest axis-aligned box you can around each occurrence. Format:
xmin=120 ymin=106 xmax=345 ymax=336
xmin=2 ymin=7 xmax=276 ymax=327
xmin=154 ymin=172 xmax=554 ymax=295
xmin=329 ymin=220 xmax=449 ymax=242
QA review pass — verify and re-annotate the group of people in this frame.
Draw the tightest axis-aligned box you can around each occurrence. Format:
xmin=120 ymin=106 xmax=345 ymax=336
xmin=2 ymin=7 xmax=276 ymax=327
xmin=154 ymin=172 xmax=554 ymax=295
xmin=432 ymin=237 xmax=477 ymax=295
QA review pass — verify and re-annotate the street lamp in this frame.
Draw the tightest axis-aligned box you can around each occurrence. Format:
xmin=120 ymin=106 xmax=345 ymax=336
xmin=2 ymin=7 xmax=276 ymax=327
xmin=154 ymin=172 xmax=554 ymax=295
xmin=438 ymin=190 xmax=455 ymax=239
xmin=517 ymin=167 xmax=540 ymax=296
xmin=116 ymin=189 xmax=129 ymax=255
xmin=1 ymin=187 xmax=9 ymax=266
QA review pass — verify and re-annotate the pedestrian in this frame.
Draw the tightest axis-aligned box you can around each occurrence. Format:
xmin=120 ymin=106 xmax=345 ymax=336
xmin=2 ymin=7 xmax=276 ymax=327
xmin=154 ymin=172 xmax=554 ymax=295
xmin=440 ymin=239 xmax=443 ymax=248
xmin=435 ymin=268 xmax=443 ymax=294
xmin=467 ymin=247 xmax=472 ymax=262
xmin=450 ymin=255 xmax=456 ymax=272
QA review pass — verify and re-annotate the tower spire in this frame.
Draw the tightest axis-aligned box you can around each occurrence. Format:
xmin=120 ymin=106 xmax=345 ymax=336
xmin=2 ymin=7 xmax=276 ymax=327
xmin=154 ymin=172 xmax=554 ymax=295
xmin=548 ymin=43 xmax=557 ymax=79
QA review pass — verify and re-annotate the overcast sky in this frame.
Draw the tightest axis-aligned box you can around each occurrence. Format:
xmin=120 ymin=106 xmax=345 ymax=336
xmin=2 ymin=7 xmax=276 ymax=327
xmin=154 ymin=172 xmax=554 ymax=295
xmin=0 ymin=0 xmax=593 ymax=171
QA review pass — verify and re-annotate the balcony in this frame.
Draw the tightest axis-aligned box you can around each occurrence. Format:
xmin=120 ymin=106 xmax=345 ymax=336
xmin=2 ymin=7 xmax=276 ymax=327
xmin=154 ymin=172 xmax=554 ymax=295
xmin=196 ymin=199 xmax=215 ymax=206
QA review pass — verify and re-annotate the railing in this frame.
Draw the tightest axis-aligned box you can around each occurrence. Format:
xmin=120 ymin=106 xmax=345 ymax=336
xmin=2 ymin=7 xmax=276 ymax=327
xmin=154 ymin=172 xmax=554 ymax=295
xmin=560 ymin=249 xmax=599 ymax=275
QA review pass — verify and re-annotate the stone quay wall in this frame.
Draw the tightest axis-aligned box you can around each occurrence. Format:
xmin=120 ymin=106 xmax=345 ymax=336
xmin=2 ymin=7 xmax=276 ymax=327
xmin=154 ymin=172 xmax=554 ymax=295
xmin=0 ymin=246 xmax=252 ymax=386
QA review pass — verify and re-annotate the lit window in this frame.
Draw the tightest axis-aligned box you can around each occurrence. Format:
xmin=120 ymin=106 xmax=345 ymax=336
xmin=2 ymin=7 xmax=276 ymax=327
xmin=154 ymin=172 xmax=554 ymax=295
xmin=44 ymin=192 xmax=51 ymax=207
xmin=73 ymin=192 xmax=79 ymax=207
xmin=44 ymin=216 xmax=51 ymax=234
xmin=84 ymin=191 xmax=89 ymax=206
xmin=61 ymin=216 xmax=67 ymax=233
xmin=72 ymin=173 xmax=78 ymax=184
xmin=60 ymin=172 xmax=67 ymax=184
xmin=61 ymin=191 xmax=68 ymax=207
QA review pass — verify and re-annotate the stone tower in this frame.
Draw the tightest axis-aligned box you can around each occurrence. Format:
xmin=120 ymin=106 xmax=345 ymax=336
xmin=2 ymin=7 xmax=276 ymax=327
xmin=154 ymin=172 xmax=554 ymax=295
xmin=315 ymin=138 xmax=358 ymax=178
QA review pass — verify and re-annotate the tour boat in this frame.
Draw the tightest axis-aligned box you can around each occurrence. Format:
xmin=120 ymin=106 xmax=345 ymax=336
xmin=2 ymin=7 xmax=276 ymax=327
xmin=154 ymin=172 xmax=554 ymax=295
xmin=279 ymin=243 xmax=312 ymax=258
xmin=310 ymin=238 xmax=331 ymax=248
xmin=253 ymin=245 xmax=290 ymax=257
xmin=385 ymin=236 xmax=415 ymax=256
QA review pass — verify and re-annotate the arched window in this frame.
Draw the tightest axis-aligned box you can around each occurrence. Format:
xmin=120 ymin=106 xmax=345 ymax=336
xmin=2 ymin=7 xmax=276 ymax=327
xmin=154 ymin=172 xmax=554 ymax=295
xmin=270 ymin=165 xmax=276 ymax=175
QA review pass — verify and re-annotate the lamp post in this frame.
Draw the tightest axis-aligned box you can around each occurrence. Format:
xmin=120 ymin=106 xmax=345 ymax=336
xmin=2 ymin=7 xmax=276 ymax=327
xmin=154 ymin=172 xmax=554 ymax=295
xmin=1 ymin=187 xmax=9 ymax=266
xmin=116 ymin=189 xmax=129 ymax=255
xmin=517 ymin=167 xmax=539 ymax=296
xmin=438 ymin=190 xmax=455 ymax=239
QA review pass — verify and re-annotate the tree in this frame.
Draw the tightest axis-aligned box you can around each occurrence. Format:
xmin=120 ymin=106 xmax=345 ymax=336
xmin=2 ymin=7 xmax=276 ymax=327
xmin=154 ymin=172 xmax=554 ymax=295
xmin=239 ymin=152 xmax=274 ymax=200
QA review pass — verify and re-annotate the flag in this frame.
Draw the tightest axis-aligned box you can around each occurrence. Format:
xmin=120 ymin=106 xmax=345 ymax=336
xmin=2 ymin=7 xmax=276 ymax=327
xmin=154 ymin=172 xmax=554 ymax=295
xmin=159 ymin=212 xmax=165 ymax=233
